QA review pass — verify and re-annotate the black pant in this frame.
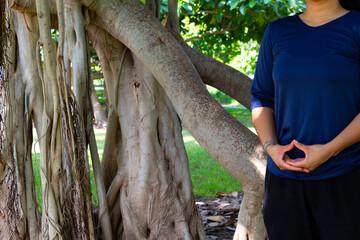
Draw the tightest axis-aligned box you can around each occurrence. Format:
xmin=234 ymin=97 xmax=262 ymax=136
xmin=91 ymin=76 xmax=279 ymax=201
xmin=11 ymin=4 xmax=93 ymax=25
xmin=263 ymin=167 xmax=360 ymax=240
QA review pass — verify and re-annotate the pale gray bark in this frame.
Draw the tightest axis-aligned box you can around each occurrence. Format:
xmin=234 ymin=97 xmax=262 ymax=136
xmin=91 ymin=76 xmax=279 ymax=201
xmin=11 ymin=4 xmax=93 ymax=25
xmin=4 ymin=0 xmax=268 ymax=239
xmin=91 ymin=82 xmax=108 ymax=126
xmin=0 ymin=5 xmax=44 ymax=239
xmin=88 ymin=24 xmax=206 ymax=239
xmin=166 ymin=0 xmax=180 ymax=34
xmin=63 ymin=0 xmax=108 ymax=238
xmin=88 ymin=0 xmax=266 ymax=239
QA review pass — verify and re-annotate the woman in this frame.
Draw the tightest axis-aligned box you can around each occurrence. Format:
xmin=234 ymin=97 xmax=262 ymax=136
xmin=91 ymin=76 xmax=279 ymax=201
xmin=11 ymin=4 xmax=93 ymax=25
xmin=251 ymin=0 xmax=360 ymax=239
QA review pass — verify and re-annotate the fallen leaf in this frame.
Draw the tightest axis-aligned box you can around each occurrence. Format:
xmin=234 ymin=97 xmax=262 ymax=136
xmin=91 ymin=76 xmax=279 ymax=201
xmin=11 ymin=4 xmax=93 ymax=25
xmin=207 ymin=216 xmax=226 ymax=222
xmin=218 ymin=203 xmax=230 ymax=208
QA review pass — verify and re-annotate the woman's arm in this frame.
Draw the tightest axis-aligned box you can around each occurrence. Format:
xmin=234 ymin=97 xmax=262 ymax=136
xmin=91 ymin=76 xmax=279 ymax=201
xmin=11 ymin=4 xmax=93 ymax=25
xmin=251 ymin=106 xmax=304 ymax=172
xmin=287 ymin=113 xmax=360 ymax=171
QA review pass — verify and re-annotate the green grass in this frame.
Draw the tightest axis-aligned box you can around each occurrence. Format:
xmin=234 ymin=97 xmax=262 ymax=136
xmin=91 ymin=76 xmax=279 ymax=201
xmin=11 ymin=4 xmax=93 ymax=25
xmin=185 ymin=106 xmax=253 ymax=197
xmin=184 ymin=129 xmax=242 ymax=197
xmin=31 ymin=105 xmax=253 ymax=208
xmin=32 ymin=152 xmax=42 ymax=212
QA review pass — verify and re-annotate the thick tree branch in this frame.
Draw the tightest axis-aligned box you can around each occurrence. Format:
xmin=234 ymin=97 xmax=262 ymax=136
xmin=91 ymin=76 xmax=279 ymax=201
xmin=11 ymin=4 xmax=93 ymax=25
xmin=87 ymin=0 xmax=264 ymax=191
xmin=86 ymin=2 xmax=265 ymax=238
xmin=175 ymin=34 xmax=252 ymax=109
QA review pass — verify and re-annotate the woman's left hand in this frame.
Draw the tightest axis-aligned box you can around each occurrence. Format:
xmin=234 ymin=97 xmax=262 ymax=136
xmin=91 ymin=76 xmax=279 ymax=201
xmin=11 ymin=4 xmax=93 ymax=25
xmin=285 ymin=140 xmax=334 ymax=173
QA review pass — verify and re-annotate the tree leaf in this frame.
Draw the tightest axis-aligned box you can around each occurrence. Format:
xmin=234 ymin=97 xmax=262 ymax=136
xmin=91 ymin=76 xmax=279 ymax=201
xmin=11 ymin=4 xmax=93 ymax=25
xmin=229 ymin=0 xmax=239 ymax=10
xmin=239 ymin=5 xmax=246 ymax=15
xmin=249 ymin=0 xmax=256 ymax=8
xmin=219 ymin=0 xmax=226 ymax=7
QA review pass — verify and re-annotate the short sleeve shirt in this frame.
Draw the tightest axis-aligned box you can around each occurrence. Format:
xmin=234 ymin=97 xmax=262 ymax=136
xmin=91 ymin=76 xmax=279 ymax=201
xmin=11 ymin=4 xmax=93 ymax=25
xmin=251 ymin=10 xmax=360 ymax=180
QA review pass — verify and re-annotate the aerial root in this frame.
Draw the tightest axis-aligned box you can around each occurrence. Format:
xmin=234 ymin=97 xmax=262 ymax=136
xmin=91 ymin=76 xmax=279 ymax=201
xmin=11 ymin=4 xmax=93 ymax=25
xmin=106 ymin=169 xmax=126 ymax=210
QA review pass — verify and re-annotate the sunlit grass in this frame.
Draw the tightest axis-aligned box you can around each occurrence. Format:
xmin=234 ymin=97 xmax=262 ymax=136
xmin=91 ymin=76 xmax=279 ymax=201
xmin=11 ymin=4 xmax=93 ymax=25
xmin=185 ymin=106 xmax=254 ymax=197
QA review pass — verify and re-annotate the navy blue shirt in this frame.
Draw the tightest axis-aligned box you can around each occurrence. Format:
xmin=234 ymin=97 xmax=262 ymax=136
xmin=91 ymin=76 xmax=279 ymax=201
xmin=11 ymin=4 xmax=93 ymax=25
xmin=251 ymin=10 xmax=360 ymax=180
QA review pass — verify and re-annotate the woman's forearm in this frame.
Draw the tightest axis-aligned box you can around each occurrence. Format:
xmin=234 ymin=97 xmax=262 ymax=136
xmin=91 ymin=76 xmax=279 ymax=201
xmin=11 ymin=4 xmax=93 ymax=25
xmin=251 ymin=107 xmax=277 ymax=145
xmin=252 ymin=107 xmax=304 ymax=172
xmin=327 ymin=113 xmax=360 ymax=157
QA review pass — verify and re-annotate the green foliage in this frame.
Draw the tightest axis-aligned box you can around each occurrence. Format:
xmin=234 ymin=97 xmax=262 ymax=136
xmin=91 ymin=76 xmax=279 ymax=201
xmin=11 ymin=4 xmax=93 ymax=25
xmin=179 ymin=0 xmax=305 ymax=63
xmin=228 ymin=40 xmax=259 ymax=77
xmin=160 ymin=0 xmax=305 ymax=63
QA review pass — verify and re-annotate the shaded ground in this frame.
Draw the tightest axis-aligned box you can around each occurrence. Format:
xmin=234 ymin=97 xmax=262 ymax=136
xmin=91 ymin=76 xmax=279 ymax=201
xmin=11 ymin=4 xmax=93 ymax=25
xmin=196 ymin=192 xmax=242 ymax=240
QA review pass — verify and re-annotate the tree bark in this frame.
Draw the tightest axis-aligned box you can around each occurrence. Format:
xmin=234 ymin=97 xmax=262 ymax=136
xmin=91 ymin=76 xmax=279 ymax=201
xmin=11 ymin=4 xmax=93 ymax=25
xmin=175 ymin=35 xmax=253 ymax=110
xmin=88 ymin=0 xmax=266 ymax=239
xmin=63 ymin=1 xmax=110 ymax=238
xmin=88 ymin=23 xmax=206 ymax=239
xmin=4 ymin=0 xmax=268 ymax=239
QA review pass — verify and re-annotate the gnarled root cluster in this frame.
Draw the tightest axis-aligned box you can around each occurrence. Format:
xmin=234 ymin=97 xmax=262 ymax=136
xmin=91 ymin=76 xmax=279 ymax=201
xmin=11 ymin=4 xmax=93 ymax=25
xmin=0 ymin=0 xmax=267 ymax=239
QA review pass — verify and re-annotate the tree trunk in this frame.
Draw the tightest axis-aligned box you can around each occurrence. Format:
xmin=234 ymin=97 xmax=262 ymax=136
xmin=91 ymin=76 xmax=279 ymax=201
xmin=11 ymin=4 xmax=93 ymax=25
xmin=3 ymin=0 xmax=268 ymax=239
xmin=90 ymin=82 xmax=107 ymax=126
xmin=88 ymin=24 xmax=206 ymax=239
xmin=88 ymin=0 xmax=266 ymax=238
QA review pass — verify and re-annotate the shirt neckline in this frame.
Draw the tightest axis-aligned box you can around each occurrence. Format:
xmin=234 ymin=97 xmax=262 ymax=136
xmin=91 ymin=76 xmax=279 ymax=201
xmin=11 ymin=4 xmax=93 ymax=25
xmin=295 ymin=10 xmax=354 ymax=29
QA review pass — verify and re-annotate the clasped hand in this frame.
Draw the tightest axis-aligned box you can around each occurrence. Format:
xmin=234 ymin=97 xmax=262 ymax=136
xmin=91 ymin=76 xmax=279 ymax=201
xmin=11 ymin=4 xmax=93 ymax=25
xmin=266 ymin=140 xmax=334 ymax=173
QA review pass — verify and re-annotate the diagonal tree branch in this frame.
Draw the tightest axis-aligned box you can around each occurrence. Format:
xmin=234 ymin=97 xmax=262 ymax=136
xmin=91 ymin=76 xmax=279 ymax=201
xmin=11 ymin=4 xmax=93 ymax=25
xmin=86 ymin=0 xmax=265 ymax=192
xmin=173 ymin=32 xmax=252 ymax=109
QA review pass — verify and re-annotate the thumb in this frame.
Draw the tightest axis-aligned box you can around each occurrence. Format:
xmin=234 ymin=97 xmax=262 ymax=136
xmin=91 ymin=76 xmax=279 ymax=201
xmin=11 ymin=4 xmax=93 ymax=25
xmin=293 ymin=139 xmax=307 ymax=151
xmin=283 ymin=141 xmax=295 ymax=151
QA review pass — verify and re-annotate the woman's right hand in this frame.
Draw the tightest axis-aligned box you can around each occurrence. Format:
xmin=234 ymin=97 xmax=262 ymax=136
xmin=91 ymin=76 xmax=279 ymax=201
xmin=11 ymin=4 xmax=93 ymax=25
xmin=266 ymin=141 xmax=307 ymax=172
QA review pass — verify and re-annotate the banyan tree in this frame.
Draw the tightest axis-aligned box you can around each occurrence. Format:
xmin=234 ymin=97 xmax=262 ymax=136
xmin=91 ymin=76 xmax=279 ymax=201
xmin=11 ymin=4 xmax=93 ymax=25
xmin=0 ymin=0 xmax=267 ymax=239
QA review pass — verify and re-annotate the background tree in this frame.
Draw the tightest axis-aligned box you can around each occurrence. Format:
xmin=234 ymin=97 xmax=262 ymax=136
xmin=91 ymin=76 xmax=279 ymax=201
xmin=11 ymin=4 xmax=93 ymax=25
xmin=176 ymin=0 xmax=305 ymax=63
xmin=0 ymin=0 xmax=302 ymax=239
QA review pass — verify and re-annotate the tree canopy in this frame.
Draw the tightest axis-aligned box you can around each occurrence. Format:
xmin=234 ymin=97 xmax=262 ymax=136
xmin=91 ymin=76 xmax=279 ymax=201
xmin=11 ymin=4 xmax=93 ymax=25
xmin=171 ymin=0 xmax=305 ymax=63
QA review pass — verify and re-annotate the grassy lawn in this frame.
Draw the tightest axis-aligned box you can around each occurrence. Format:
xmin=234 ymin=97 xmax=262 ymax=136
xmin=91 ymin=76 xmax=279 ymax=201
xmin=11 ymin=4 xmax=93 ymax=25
xmin=32 ymin=105 xmax=253 ymax=208
xmin=185 ymin=106 xmax=254 ymax=197
xmin=184 ymin=128 xmax=241 ymax=197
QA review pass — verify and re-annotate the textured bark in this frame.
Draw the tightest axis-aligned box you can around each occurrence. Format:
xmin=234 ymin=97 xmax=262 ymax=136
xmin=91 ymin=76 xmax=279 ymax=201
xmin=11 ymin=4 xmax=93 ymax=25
xmin=3 ymin=0 xmax=267 ymax=239
xmin=88 ymin=0 xmax=266 ymax=239
xmin=1 ymin=0 xmax=95 ymax=239
xmin=166 ymin=0 xmax=180 ymax=34
xmin=0 ymin=9 xmax=42 ymax=240
xmin=62 ymin=0 xmax=108 ymax=238
xmin=89 ymin=24 xmax=206 ymax=239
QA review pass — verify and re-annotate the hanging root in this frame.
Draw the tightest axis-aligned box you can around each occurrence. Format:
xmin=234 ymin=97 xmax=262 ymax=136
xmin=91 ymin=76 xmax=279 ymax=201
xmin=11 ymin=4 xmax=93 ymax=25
xmin=59 ymin=82 xmax=93 ymax=239
xmin=106 ymin=170 xmax=126 ymax=210
xmin=0 ymin=0 xmax=6 ymax=68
